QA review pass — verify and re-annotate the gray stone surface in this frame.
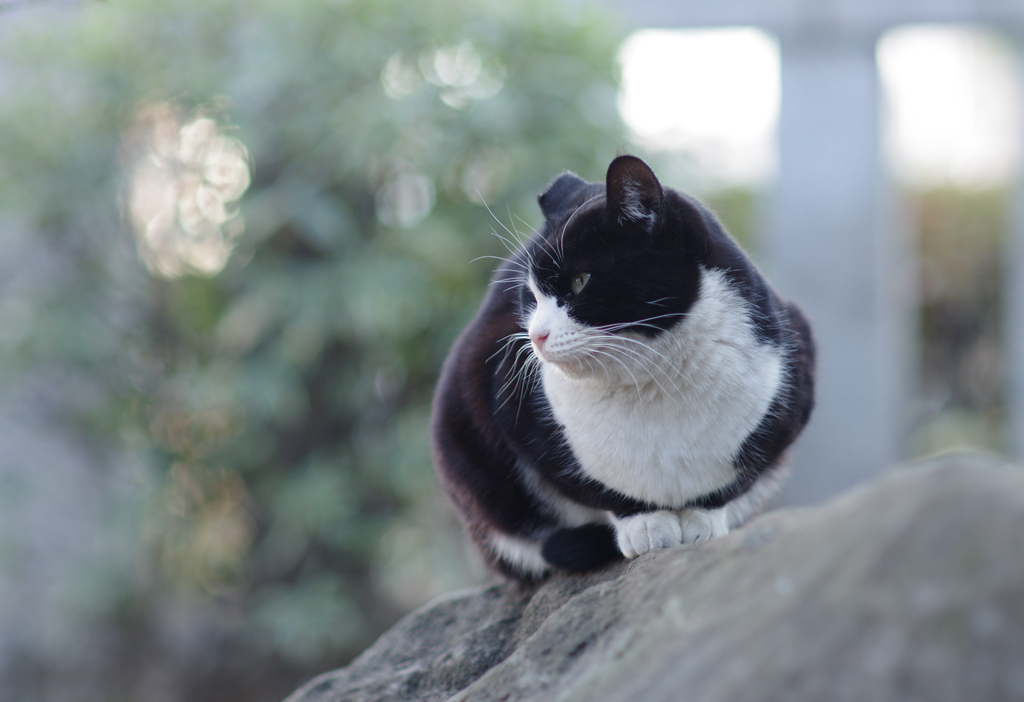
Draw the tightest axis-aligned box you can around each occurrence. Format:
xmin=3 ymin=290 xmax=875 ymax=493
xmin=284 ymin=452 xmax=1024 ymax=702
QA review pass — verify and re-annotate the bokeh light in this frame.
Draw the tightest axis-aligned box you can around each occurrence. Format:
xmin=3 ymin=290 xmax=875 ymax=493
xmin=617 ymin=28 xmax=780 ymax=184
xmin=879 ymin=25 xmax=1021 ymax=187
xmin=126 ymin=103 xmax=251 ymax=278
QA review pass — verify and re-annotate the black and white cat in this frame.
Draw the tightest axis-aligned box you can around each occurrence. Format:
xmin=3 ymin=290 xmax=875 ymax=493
xmin=431 ymin=155 xmax=815 ymax=579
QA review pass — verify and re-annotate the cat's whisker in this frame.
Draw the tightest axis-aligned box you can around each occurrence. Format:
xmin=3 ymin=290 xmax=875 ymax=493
xmin=614 ymin=337 xmax=687 ymax=391
xmin=489 ymin=331 xmax=530 ymax=365
xmin=484 ymin=220 xmax=529 ymax=259
xmin=585 ymin=347 xmax=645 ymax=399
xmin=556 ymin=193 xmax=603 ymax=265
xmin=586 ymin=328 xmax=677 ymax=367
xmin=489 ymin=232 xmax=520 ymax=257
xmin=488 ymin=275 xmax=526 ymax=290
xmin=506 ymin=339 xmax=538 ymax=385
xmin=535 ymin=228 xmax=561 ymax=269
xmin=495 ymin=340 xmax=540 ymax=414
xmin=473 ymin=254 xmax=516 ymax=265
xmin=479 ymin=249 xmax=530 ymax=291
xmin=586 ymin=342 xmax=676 ymax=399
xmin=582 ymin=333 xmax=685 ymax=399
xmin=512 ymin=213 xmax=540 ymax=240
xmin=477 ymin=190 xmax=522 ymax=245
xmin=599 ymin=333 xmax=679 ymax=372
xmin=507 ymin=205 xmax=532 ymax=249
xmin=511 ymin=352 xmax=543 ymax=422
xmin=599 ymin=341 xmax=683 ymax=399
xmin=597 ymin=321 xmax=680 ymax=335
xmin=490 ymin=280 xmax=523 ymax=290
xmin=513 ymin=339 xmax=541 ymax=379
xmin=595 ymin=312 xmax=689 ymax=333
xmin=495 ymin=338 xmax=542 ymax=414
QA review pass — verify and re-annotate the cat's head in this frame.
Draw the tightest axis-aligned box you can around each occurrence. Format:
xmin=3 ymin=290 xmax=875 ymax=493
xmin=519 ymin=156 xmax=706 ymax=381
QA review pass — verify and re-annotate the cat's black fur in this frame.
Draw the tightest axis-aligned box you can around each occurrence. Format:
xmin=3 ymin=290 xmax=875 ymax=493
xmin=431 ymin=155 xmax=815 ymax=579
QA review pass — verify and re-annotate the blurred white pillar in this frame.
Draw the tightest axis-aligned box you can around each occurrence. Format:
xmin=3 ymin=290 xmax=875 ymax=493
xmin=1009 ymin=206 xmax=1024 ymax=456
xmin=764 ymin=31 xmax=915 ymax=504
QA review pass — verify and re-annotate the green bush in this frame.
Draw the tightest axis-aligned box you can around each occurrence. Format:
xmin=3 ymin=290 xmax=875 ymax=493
xmin=0 ymin=0 xmax=626 ymax=699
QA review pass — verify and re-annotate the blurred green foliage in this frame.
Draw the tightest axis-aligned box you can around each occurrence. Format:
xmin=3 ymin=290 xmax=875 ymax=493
xmin=910 ymin=186 xmax=1007 ymax=455
xmin=0 ymin=0 xmax=626 ymax=699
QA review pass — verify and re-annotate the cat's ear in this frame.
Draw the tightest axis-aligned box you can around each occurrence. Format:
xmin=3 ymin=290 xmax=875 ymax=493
xmin=606 ymin=155 xmax=663 ymax=232
xmin=538 ymin=171 xmax=589 ymax=219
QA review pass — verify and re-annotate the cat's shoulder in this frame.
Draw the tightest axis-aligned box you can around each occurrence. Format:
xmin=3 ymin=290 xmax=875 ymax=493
xmin=661 ymin=189 xmax=791 ymax=344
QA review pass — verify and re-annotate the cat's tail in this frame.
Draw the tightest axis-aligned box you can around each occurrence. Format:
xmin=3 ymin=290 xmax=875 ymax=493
xmin=541 ymin=523 xmax=622 ymax=572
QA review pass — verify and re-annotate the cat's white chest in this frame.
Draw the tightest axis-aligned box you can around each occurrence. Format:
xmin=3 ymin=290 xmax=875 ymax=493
xmin=539 ymin=269 xmax=784 ymax=507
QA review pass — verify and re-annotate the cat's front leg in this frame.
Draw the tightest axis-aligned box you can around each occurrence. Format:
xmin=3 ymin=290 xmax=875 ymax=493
xmin=677 ymin=506 xmax=729 ymax=544
xmin=610 ymin=510 xmax=684 ymax=559
xmin=610 ymin=507 xmax=731 ymax=559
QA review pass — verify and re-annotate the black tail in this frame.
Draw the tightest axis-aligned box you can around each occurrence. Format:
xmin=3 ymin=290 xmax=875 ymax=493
xmin=541 ymin=523 xmax=622 ymax=572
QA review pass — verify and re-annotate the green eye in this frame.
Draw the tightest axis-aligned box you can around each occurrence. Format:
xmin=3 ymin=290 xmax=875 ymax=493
xmin=571 ymin=272 xmax=591 ymax=295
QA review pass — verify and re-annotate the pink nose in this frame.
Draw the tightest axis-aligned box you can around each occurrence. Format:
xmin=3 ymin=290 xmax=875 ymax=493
xmin=530 ymin=331 xmax=549 ymax=349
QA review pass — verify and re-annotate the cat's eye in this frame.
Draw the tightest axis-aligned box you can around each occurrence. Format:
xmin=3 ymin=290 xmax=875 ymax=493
xmin=570 ymin=273 xmax=591 ymax=295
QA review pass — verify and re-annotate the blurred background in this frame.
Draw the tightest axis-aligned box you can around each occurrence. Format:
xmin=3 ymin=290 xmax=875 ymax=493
xmin=0 ymin=0 xmax=1020 ymax=700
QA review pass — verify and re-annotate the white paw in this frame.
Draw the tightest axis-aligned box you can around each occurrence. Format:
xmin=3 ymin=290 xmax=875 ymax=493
xmin=678 ymin=507 xmax=729 ymax=544
xmin=611 ymin=510 xmax=683 ymax=559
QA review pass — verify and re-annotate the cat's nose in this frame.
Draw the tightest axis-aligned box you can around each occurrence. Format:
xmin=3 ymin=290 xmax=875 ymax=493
xmin=530 ymin=331 xmax=549 ymax=349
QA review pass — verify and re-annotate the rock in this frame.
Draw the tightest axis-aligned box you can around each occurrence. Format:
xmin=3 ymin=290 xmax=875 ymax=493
xmin=283 ymin=452 xmax=1024 ymax=702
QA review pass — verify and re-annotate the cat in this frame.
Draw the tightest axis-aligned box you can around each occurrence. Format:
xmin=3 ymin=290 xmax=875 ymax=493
xmin=430 ymin=155 xmax=815 ymax=579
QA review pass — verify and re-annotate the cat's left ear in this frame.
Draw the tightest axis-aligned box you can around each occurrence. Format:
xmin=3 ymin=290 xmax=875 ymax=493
xmin=538 ymin=171 xmax=589 ymax=220
xmin=606 ymin=155 xmax=663 ymax=233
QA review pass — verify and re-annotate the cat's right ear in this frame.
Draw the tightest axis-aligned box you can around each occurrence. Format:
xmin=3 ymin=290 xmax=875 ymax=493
xmin=605 ymin=155 xmax=663 ymax=233
xmin=538 ymin=172 xmax=589 ymax=220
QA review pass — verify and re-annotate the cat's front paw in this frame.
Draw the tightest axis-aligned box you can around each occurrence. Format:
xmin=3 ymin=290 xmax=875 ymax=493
xmin=678 ymin=507 xmax=729 ymax=544
xmin=611 ymin=510 xmax=683 ymax=559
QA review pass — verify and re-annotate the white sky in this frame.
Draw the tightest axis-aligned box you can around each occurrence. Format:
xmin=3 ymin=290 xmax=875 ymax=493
xmin=617 ymin=25 xmax=1022 ymax=188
